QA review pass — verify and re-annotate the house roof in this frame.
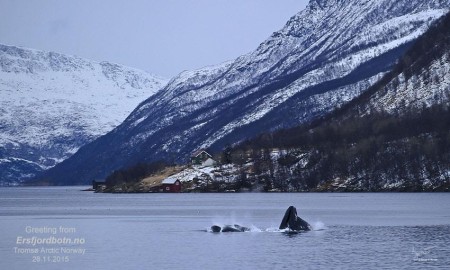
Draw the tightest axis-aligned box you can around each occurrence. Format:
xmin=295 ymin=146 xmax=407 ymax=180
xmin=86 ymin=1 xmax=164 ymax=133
xmin=162 ymin=177 xmax=179 ymax=184
xmin=192 ymin=149 xmax=212 ymax=158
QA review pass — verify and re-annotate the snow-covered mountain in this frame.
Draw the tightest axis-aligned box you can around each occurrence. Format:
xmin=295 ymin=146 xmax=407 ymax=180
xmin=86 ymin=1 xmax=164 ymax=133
xmin=227 ymin=11 xmax=450 ymax=192
xmin=39 ymin=0 xmax=450 ymax=185
xmin=0 ymin=44 xmax=167 ymax=185
xmin=98 ymin=11 xmax=450 ymax=193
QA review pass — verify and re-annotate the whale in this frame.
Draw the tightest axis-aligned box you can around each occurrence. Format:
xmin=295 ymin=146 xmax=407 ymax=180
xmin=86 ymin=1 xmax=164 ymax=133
xmin=211 ymin=224 xmax=250 ymax=233
xmin=279 ymin=205 xmax=311 ymax=232
xmin=210 ymin=206 xmax=311 ymax=233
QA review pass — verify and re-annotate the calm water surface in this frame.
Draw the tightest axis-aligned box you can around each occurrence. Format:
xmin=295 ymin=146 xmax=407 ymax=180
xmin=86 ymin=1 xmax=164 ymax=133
xmin=0 ymin=187 xmax=449 ymax=269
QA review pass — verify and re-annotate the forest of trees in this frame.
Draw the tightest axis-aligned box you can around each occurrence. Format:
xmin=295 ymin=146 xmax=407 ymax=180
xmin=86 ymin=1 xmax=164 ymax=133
xmin=104 ymin=161 xmax=169 ymax=188
xmin=229 ymin=104 xmax=450 ymax=191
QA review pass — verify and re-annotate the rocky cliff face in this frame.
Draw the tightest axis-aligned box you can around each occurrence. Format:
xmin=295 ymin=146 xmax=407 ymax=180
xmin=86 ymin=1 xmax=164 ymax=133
xmin=38 ymin=0 xmax=450 ymax=185
xmin=0 ymin=44 xmax=167 ymax=185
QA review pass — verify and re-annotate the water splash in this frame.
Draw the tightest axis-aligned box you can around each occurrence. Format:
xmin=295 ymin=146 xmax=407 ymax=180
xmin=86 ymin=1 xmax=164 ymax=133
xmin=265 ymin=227 xmax=285 ymax=232
xmin=249 ymin=225 xmax=263 ymax=232
xmin=311 ymin=221 xmax=327 ymax=231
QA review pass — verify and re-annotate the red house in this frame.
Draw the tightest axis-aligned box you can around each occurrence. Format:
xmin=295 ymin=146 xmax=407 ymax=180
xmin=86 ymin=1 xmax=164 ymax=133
xmin=160 ymin=178 xmax=182 ymax=193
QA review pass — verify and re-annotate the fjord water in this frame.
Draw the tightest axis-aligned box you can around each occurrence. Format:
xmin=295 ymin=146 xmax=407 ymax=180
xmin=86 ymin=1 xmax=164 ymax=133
xmin=1 ymin=187 xmax=449 ymax=269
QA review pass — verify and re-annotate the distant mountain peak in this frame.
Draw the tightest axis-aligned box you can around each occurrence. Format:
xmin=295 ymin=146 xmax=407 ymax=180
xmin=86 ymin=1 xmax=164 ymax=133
xmin=0 ymin=44 xmax=167 ymax=185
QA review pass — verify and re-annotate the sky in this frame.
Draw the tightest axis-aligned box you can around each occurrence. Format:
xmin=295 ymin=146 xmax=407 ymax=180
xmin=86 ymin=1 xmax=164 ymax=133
xmin=0 ymin=0 xmax=309 ymax=78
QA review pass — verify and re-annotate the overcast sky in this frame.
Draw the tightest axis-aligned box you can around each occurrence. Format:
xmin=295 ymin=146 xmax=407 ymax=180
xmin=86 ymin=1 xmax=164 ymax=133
xmin=0 ymin=0 xmax=309 ymax=78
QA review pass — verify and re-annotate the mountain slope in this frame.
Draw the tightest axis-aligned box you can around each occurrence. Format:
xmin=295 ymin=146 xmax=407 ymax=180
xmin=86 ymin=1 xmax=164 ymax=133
xmin=230 ymin=12 xmax=450 ymax=191
xmin=347 ymin=11 xmax=450 ymax=115
xmin=39 ymin=0 xmax=450 ymax=185
xmin=0 ymin=44 xmax=167 ymax=185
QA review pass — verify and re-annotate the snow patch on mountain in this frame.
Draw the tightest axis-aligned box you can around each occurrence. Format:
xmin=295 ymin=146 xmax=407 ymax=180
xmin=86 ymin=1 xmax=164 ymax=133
xmin=364 ymin=53 xmax=450 ymax=113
